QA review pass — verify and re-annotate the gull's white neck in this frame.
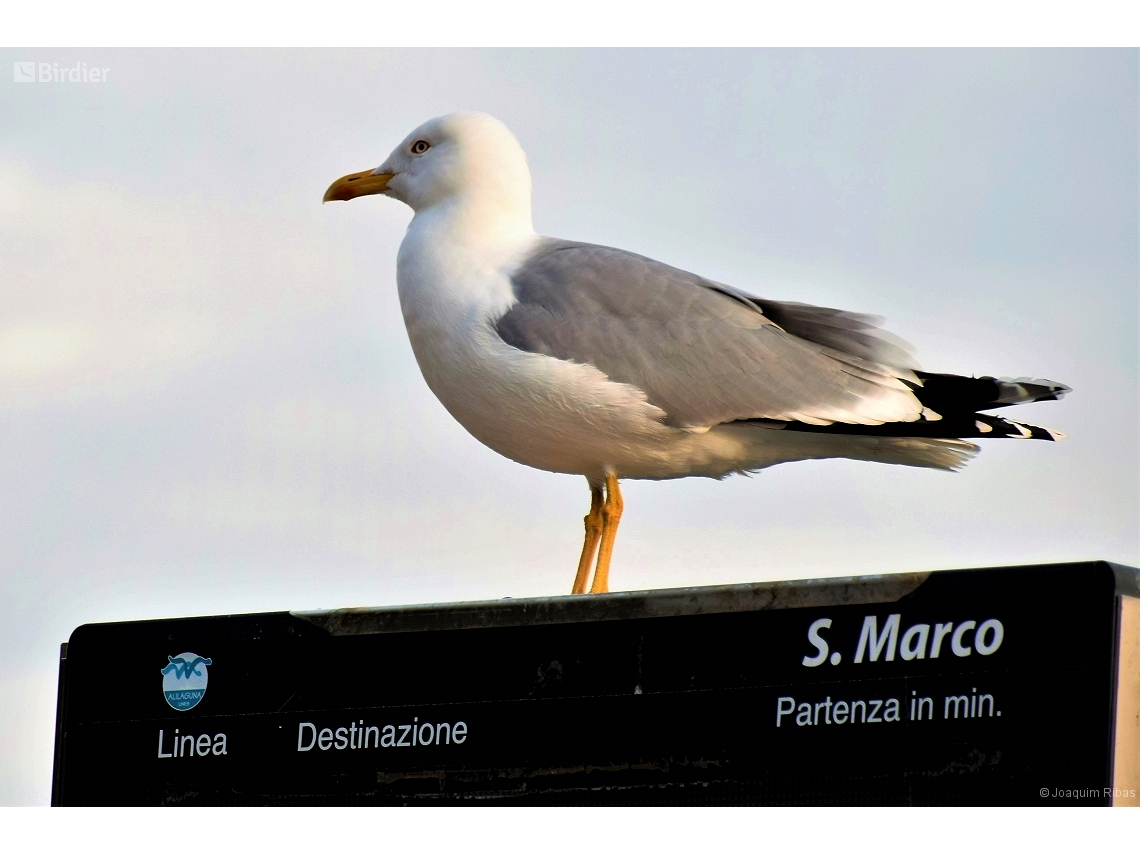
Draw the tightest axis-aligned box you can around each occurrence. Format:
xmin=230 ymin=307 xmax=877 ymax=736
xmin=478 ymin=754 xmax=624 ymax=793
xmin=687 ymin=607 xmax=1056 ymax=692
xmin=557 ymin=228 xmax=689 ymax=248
xmin=398 ymin=192 xmax=536 ymax=307
xmin=409 ymin=189 xmax=534 ymax=247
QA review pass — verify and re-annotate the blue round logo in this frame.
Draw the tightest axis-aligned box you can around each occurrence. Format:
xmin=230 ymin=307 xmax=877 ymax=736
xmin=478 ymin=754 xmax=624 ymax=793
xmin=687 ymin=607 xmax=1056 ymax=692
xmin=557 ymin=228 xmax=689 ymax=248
xmin=161 ymin=652 xmax=212 ymax=711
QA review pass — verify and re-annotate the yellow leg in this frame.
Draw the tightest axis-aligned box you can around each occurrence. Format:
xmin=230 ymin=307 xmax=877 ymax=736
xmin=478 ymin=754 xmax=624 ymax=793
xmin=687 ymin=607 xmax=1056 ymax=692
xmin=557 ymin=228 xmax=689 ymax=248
xmin=589 ymin=473 xmax=623 ymax=594
xmin=571 ymin=483 xmax=604 ymax=595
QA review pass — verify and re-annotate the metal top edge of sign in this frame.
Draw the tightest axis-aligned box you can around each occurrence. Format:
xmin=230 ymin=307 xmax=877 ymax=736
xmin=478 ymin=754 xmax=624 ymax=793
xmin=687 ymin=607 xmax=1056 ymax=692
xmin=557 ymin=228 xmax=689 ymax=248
xmin=292 ymin=571 xmax=932 ymax=636
xmin=290 ymin=561 xmax=1138 ymax=637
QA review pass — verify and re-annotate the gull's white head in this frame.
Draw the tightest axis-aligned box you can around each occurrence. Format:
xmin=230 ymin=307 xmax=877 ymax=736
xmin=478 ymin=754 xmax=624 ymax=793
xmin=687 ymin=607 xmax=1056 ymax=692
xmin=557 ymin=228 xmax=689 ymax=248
xmin=324 ymin=112 xmax=533 ymax=235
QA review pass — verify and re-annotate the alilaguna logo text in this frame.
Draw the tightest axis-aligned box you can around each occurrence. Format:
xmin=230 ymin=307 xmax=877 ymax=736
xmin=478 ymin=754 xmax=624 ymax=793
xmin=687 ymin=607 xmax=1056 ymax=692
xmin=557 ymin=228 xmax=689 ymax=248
xmin=161 ymin=652 xmax=212 ymax=711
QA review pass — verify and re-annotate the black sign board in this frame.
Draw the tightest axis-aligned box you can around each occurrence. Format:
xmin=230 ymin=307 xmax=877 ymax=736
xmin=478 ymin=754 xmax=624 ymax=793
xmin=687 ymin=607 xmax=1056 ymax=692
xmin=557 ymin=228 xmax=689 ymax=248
xmin=52 ymin=560 xmax=1139 ymax=806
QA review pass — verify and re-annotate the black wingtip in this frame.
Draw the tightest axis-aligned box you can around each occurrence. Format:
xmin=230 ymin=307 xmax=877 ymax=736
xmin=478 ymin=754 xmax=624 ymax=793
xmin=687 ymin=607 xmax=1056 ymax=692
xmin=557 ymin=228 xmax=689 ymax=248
xmin=910 ymin=372 xmax=1072 ymax=414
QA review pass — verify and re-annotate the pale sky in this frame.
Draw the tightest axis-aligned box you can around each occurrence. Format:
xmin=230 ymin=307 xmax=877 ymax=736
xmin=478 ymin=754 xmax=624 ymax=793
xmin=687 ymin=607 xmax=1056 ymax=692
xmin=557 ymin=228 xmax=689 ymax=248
xmin=0 ymin=48 xmax=1136 ymax=804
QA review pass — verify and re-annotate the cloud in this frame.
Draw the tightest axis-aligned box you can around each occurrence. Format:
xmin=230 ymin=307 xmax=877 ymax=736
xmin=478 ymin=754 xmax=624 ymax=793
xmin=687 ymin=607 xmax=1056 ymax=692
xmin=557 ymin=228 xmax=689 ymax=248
xmin=0 ymin=163 xmax=357 ymax=412
xmin=0 ymin=322 xmax=94 ymax=379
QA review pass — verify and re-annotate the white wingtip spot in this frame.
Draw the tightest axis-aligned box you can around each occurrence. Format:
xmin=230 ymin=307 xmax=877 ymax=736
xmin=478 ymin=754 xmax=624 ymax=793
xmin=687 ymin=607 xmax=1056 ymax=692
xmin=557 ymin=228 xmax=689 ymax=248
xmin=921 ymin=407 xmax=942 ymax=421
xmin=1012 ymin=423 xmax=1033 ymax=438
xmin=975 ymin=420 xmax=993 ymax=433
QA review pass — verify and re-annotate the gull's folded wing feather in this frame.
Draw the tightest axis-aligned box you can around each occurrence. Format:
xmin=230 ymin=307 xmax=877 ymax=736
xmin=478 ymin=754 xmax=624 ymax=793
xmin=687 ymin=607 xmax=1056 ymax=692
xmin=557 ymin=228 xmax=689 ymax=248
xmin=495 ymin=240 xmax=924 ymax=429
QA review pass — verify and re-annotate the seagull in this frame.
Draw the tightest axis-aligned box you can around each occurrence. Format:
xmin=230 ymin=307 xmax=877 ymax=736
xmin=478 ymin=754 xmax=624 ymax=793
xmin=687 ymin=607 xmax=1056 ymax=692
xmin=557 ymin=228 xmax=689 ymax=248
xmin=324 ymin=112 xmax=1069 ymax=595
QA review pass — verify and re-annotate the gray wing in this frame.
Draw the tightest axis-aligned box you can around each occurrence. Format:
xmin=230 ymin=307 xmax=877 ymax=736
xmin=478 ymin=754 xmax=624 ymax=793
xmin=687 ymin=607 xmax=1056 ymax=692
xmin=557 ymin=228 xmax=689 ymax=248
xmin=495 ymin=239 xmax=923 ymax=429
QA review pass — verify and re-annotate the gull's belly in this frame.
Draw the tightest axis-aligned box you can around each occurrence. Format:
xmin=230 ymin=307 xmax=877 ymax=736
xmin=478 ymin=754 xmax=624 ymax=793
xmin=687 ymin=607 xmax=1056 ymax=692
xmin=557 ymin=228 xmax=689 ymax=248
xmin=406 ymin=314 xmax=682 ymax=478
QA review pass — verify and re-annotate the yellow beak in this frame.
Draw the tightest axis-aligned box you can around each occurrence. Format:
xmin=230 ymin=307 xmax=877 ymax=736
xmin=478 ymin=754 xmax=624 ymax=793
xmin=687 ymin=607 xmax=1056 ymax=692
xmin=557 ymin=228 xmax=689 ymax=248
xmin=323 ymin=169 xmax=394 ymax=203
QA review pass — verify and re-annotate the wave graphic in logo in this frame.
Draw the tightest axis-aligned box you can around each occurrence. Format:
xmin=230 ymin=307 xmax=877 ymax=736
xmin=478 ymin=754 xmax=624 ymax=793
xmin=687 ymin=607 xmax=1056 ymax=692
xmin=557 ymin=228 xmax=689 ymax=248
xmin=161 ymin=652 xmax=212 ymax=711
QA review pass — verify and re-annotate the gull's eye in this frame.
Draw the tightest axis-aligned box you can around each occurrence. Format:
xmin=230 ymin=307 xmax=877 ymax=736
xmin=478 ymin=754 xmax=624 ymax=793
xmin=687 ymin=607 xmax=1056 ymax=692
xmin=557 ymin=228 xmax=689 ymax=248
xmin=411 ymin=139 xmax=430 ymax=155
